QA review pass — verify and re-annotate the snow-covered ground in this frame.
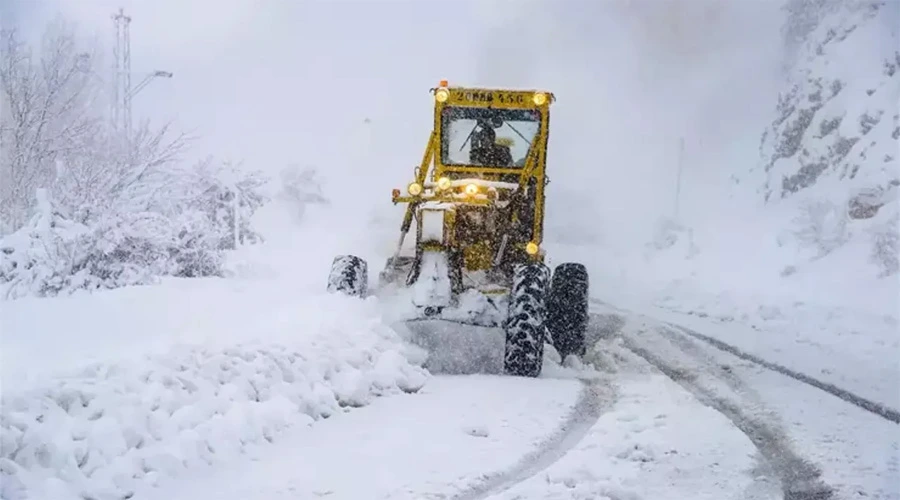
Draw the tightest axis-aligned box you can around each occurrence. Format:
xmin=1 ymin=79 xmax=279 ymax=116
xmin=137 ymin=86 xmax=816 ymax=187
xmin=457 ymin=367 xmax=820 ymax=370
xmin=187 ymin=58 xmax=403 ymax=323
xmin=549 ymin=235 xmax=900 ymax=413
xmin=487 ymin=372 xmax=776 ymax=500
xmin=138 ymin=361 xmax=781 ymax=500
xmin=2 ymin=195 xmax=895 ymax=500
xmin=137 ymin=376 xmax=589 ymax=500
xmin=0 ymin=275 xmax=429 ymax=500
xmin=612 ymin=309 xmax=899 ymax=500
xmin=5 ymin=255 xmax=896 ymax=500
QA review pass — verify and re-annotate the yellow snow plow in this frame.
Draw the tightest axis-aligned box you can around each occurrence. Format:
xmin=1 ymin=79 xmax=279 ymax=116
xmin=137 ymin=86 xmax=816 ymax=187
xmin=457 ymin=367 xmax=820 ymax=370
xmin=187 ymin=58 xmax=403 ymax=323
xmin=327 ymin=81 xmax=589 ymax=377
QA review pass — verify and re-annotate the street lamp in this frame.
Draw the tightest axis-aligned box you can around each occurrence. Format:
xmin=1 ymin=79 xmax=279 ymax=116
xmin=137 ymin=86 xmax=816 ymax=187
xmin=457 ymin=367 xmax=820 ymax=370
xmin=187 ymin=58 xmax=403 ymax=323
xmin=128 ymin=70 xmax=173 ymax=100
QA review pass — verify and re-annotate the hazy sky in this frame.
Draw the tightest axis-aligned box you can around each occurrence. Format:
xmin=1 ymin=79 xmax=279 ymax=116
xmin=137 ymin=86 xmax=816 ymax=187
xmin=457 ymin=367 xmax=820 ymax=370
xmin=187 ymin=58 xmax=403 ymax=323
xmin=7 ymin=0 xmax=787 ymax=247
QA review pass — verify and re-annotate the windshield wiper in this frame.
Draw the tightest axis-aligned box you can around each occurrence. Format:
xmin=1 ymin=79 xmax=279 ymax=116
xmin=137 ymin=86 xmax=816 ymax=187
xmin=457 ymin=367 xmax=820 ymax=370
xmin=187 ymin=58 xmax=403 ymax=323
xmin=506 ymin=122 xmax=532 ymax=148
xmin=459 ymin=123 xmax=479 ymax=152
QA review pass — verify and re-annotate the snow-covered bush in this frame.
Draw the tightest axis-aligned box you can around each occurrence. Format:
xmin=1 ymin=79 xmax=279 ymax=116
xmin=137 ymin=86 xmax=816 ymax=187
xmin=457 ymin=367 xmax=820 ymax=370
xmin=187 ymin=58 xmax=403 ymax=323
xmin=647 ymin=217 xmax=699 ymax=258
xmin=48 ymin=121 xmax=191 ymax=226
xmin=0 ymin=190 xmax=230 ymax=299
xmin=869 ymin=210 xmax=898 ymax=277
xmin=0 ymin=157 xmax=272 ymax=300
xmin=790 ymin=198 xmax=848 ymax=257
xmin=177 ymin=158 xmax=270 ymax=250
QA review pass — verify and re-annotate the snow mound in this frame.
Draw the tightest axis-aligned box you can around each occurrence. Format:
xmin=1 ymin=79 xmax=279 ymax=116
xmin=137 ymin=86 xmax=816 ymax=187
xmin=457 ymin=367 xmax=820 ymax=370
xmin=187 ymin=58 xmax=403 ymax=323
xmin=0 ymin=290 xmax=428 ymax=500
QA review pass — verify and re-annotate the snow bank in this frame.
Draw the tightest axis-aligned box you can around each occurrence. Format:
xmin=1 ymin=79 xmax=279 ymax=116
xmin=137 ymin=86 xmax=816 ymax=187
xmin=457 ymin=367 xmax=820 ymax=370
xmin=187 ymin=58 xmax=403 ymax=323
xmin=139 ymin=376 xmax=585 ymax=500
xmin=0 ymin=280 xmax=428 ymax=500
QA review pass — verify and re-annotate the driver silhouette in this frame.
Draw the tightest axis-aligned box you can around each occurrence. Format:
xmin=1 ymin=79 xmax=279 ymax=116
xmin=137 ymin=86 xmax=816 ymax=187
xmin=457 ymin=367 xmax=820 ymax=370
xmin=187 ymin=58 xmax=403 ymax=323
xmin=470 ymin=122 xmax=513 ymax=166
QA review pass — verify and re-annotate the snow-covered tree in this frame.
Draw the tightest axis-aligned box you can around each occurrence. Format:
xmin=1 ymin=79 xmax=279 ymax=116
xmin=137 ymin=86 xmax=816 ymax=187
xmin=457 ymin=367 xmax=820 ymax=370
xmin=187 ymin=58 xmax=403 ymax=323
xmin=0 ymin=18 xmax=271 ymax=300
xmin=178 ymin=158 xmax=269 ymax=250
xmin=0 ymin=21 xmax=102 ymax=233
xmin=51 ymin=120 xmax=191 ymax=224
xmin=790 ymin=198 xmax=849 ymax=258
xmin=869 ymin=210 xmax=898 ymax=277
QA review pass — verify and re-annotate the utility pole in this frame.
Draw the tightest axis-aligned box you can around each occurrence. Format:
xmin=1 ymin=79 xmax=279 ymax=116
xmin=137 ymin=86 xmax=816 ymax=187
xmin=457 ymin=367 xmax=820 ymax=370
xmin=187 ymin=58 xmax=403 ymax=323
xmin=674 ymin=137 xmax=685 ymax=222
xmin=111 ymin=8 xmax=131 ymax=145
xmin=110 ymin=8 xmax=173 ymax=151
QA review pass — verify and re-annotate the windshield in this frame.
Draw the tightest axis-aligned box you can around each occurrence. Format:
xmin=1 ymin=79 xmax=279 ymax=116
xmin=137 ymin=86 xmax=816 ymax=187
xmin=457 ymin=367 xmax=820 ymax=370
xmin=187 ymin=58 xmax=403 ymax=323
xmin=440 ymin=107 xmax=541 ymax=168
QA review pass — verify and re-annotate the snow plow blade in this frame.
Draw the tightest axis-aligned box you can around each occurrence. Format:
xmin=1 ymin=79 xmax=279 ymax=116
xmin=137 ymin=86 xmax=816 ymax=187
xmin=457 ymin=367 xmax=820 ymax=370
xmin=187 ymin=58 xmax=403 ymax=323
xmin=397 ymin=313 xmax=509 ymax=376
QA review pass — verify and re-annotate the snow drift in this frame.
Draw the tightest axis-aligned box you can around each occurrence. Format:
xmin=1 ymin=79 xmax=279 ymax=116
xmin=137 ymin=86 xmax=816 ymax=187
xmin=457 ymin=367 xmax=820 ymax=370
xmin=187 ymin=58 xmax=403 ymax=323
xmin=0 ymin=280 xmax=428 ymax=500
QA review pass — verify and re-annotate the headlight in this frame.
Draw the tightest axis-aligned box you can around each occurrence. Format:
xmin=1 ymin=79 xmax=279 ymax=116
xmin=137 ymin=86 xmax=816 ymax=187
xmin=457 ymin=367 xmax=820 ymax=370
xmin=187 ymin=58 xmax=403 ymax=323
xmin=532 ymin=92 xmax=547 ymax=106
xmin=436 ymin=176 xmax=451 ymax=191
xmin=525 ymin=241 xmax=539 ymax=255
xmin=435 ymin=89 xmax=450 ymax=103
xmin=407 ymin=182 xmax=423 ymax=196
xmin=464 ymin=183 xmax=479 ymax=196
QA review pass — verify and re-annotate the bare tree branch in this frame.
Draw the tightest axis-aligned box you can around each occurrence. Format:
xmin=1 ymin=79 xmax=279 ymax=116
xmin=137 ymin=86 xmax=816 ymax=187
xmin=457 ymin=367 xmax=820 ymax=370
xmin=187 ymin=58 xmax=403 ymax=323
xmin=0 ymin=20 xmax=102 ymax=232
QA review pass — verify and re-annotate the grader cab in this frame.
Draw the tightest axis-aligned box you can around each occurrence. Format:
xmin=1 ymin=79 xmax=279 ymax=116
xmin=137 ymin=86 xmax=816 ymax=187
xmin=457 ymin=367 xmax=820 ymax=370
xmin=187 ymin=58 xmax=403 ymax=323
xmin=327 ymin=81 xmax=589 ymax=378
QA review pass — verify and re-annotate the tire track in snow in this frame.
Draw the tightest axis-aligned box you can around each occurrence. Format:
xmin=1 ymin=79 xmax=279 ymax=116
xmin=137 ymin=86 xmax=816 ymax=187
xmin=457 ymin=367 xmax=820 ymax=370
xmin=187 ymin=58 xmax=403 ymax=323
xmin=450 ymin=379 xmax=611 ymax=500
xmin=620 ymin=326 xmax=835 ymax=500
xmin=667 ymin=323 xmax=900 ymax=424
xmin=591 ymin=299 xmax=900 ymax=424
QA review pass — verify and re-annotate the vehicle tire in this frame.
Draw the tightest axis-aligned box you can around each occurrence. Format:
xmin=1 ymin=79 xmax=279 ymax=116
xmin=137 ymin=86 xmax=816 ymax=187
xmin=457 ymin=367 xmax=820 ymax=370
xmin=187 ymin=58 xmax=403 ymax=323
xmin=547 ymin=263 xmax=589 ymax=360
xmin=503 ymin=263 xmax=551 ymax=377
xmin=327 ymin=255 xmax=368 ymax=297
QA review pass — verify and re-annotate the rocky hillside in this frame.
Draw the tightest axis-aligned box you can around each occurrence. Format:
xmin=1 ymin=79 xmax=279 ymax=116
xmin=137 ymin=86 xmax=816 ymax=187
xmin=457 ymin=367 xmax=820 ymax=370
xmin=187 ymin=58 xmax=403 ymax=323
xmin=747 ymin=0 xmax=898 ymax=278
xmin=757 ymin=0 xmax=898 ymax=208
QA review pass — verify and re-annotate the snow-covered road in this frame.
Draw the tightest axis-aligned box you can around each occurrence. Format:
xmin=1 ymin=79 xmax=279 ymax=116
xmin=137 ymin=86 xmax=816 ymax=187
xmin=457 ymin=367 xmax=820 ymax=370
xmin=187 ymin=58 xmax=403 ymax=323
xmin=123 ymin=311 xmax=826 ymax=500
xmin=134 ymin=306 xmax=898 ymax=500
xmin=3 ymin=280 xmax=896 ymax=500
xmin=598 ymin=305 xmax=899 ymax=500
xmin=133 ymin=359 xmax=773 ymax=500
xmin=137 ymin=376 xmax=596 ymax=500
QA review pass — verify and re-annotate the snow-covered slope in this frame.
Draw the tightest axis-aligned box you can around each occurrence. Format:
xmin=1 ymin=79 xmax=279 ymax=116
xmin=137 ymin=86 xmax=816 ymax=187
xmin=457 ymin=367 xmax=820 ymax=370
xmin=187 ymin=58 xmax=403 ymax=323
xmin=748 ymin=0 xmax=899 ymax=279
xmin=757 ymin=0 xmax=898 ymax=205
xmin=749 ymin=0 xmax=900 ymax=288
xmin=568 ymin=0 xmax=898 ymax=324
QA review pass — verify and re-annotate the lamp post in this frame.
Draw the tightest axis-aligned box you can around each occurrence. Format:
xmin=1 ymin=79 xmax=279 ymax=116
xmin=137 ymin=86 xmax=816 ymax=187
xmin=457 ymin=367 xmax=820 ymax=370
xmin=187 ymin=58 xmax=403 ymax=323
xmin=124 ymin=70 xmax=174 ymax=138
xmin=112 ymin=8 xmax=173 ymax=148
xmin=674 ymin=137 xmax=684 ymax=222
xmin=76 ymin=52 xmax=173 ymax=152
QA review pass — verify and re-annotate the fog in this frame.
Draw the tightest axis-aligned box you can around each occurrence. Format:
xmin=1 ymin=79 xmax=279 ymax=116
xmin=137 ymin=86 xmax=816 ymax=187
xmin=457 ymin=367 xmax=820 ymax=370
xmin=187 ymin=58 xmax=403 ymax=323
xmin=14 ymin=0 xmax=787 ymax=250
xmin=471 ymin=0 xmax=785 ymax=246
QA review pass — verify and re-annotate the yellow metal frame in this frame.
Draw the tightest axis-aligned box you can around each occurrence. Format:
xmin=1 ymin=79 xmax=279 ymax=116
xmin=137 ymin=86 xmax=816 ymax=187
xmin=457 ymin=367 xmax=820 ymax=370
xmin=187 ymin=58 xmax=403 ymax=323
xmin=392 ymin=84 xmax=555 ymax=275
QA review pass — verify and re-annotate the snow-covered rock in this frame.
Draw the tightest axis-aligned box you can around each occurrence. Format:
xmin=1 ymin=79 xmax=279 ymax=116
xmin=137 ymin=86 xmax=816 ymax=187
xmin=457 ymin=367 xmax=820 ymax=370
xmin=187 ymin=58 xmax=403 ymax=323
xmin=758 ymin=0 xmax=898 ymax=204
xmin=628 ymin=0 xmax=899 ymax=321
